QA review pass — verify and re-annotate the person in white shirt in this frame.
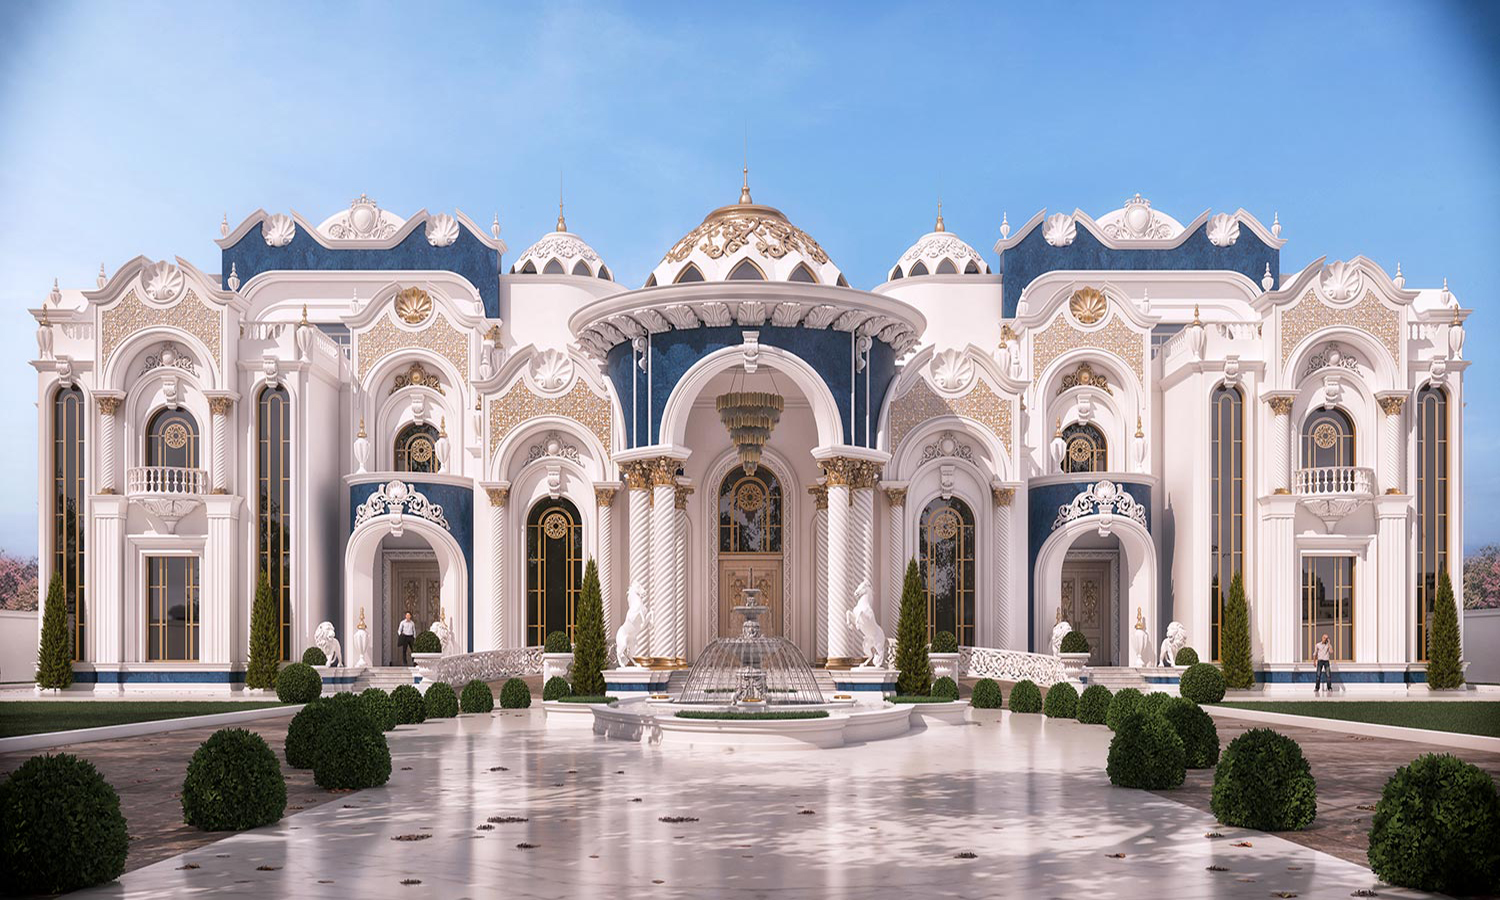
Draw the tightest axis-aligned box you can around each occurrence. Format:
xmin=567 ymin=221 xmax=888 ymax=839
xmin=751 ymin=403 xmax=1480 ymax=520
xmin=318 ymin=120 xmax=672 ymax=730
xmin=1313 ymin=633 xmax=1333 ymax=694
xmin=397 ymin=612 xmax=417 ymax=666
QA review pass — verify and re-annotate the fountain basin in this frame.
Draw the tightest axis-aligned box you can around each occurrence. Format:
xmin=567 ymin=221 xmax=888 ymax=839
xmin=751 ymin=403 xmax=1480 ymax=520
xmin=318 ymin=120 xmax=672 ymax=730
xmin=590 ymin=697 xmax=923 ymax=749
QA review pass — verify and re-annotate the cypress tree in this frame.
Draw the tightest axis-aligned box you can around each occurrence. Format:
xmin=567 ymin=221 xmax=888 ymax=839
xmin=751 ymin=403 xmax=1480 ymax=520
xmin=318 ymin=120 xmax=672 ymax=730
xmin=246 ymin=572 xmax=281 ymax=690
xmin=1426 ymin=568 xmax=1464 ymax=690
xmin=1220 ymin=571 xmax=1254 ymax=690
xmin=894 ymin=559 xmax=931 ymax=696
xmin=35 ymin=572 xmax=73 ymax=689
xmin=572 ymin=558 xmax=608 ymax=696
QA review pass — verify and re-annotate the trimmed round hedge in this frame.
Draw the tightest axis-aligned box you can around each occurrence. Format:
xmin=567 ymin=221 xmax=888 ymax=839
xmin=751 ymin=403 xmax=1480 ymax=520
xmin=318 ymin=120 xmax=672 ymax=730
xmin=460 ymin=679 xmax=494 ymax=713
xmin=1179 ymin=662 xmax=1226 ymax=704
xmin=1077 ymin=683 xmax=1113 ymax=724
xmin=0 ymin=752 xmax=129 ymax=895
xmin=1107 ymin=711 xmax=1186 ymax=789
xmin=543 ymin=630 xmax=572 ymax=653
xmin=284 ymin=699 xmax=331 ymax=768
xmin=971 ymin=678 xmax=1003 ymax=709
xmin=1367 ymin=753 xmax=1500 ymax=895
xmin=930 ymin=631 xmax=959 ymax=654
xmin=358 ymin=687 xmax=396 ymax=731
xmin=931 ymin=676 xmax=960 ymax=701
xmin=543 ymin=675 xmax=573 ymax=701
xmin=1105 ymin=687 xmax=1144 ymax=732
xmin=1211 ymin=728 xmax=1317 ymax=831
xmin=301 ymin=646 xmax=327 ymax=666
xmin=1043 ymin=682 xmax=1078 ymax=719
xmin=1162 ymin=698 xmax=1220 ymax=769
xmin=1008 ymin=679 xmax=1042 ymax=713
xmin=412 ymin=630 xmax=441 ymax=654
xmin=500 ymin=677 xmax=532 ymax=709
xmin=1137 ymin=690 xmax=1174 ymax=719
xmin=424 ymin=682 xmax=459 ymax=718
xmin=391 ymin=684 xmax=427 ymax=724
xmin=1174 ymin=646 xmax=1199 ymax=667
xmin=313 ymin=701 xmax=391 ymax=790
xmin=275 ymin=662 xmax=322 ymax=704
xmin=1059 ymin=630 xmax=1090 ymax=654
xmin=182 ymin=728 xmax=286 ymax=831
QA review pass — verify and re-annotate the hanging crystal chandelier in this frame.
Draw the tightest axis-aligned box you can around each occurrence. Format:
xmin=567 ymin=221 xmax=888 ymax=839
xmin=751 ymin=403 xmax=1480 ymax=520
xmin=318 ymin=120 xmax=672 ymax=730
xmin=716 ymin=391 xmax=784 ymax=475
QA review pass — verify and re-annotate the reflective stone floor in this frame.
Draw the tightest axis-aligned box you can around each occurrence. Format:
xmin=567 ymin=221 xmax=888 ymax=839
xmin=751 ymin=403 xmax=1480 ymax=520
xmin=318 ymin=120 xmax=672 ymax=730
xmin=73 ymin=709 xmax=1435 ymax=899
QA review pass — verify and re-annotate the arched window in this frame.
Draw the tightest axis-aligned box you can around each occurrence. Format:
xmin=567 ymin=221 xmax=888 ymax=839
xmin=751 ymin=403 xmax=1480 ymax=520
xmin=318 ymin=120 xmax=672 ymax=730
xmin=935 ymin=258 xmax=958 ymax=275
xmin=964 ymin=260 xmax=981 ymax=274
xmin=1210 ymin=385 xmax=1244 ymax=661
xmin=644 ymin=273 xmax=657 ymax=288
xmin=836 ymin=274 xmax=849 ymax=287
xmin=52 ymin=387 xmax=85 ymax=661
xmin=518 ymin=260 xmax=537 ymax=274
xmin=1301 ymin=408 xmax=1355 ymax=468
xmin=718 ymin=467 xmax=783 ymax=554
xmin=674 ymin=263 xmax=704 ymax=284
xmin=570 ymin=260 xmax=590 ymax=277
xmin=526 ymin=498 xmax=582 ymax=646
xmin=909 ymin=260 xmax=929 ymax=277
xmin=147 ymin=408 xmax=199 ymax=469
xmin=788 ymin=262 xmax=818 ymax=283
xmin=599 ymin=265 xmax=613 ymax=282
xmin=394 ymin=423 xmax=440 ymax=473
xmin=919 ymin=497 xmax=976 ymax=646
xmin=543 ymin=258 xmax=565 ymax=275
xmin=1061 ymin=422 xmax=1107 ymax=473
xmin=890 ymin=266 xmax=903 ymax=281
xmin=728 ymin=259 xmax=765 ymax=281
xmin=257 ymin=386 xmax=292 ymax=660
xmin=1416 ymin=386 xmax=1449 ymax=660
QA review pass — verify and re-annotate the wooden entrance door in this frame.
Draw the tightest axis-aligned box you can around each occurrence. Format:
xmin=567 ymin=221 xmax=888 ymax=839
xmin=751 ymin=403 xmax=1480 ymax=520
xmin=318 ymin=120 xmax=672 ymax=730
xmin=718 ymin=555 xmax=783 ymax=638
xmin=390 ymin=560 xmax=440 ymax=662
xmin=1060 ymin=560 xmax=1111 ymax=666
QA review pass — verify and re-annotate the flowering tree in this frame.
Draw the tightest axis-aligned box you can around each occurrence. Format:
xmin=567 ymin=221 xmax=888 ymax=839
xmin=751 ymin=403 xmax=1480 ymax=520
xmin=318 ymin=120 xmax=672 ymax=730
xmin=0 ymin=554 xmax=39 ymax=611
xmin=1462 ymin=545 xmax=1500 ymax=610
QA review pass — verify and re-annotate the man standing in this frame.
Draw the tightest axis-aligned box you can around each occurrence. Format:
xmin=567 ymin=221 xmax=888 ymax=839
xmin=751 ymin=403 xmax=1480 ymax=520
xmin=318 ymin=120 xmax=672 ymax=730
xmin=1313 ymin=633 xmax=1333 ymax=694
xmin=398 ymin=612 xmax=417 ymax=666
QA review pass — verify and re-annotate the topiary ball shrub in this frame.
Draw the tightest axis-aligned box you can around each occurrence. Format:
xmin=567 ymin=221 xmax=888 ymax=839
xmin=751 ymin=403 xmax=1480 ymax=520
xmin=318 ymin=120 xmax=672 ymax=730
xmin=1179 ymin=662 xmax=1226 ymax=704
xmin=930 ymin=631 xmax=959 ymax=654
xmin=301 ymin=646 xmax=327 ymax=666
xmin=276 ymin=662 xmax=323 ymax=704
xmin=1162 ymin=698 xmax=1220 ymax=769
xmin=542 ymin=675 xmax=573 ymax=701
xmin=971 ymin=678 xmax=1002 ymax=709
xmin=1366 ymin=753 xmax=1500 ymax=895
xmin=358 ymin=688 xmax=395 ymax=731
xmin=1043 ymin=681 xmax=1078 ymax=719
xmin=1174 ymin=646 xmax=1199 ymax=667
xmin=424 ymin=682 xmax=458 ymax=718
xmin=181 ymin=728 xmax=286 ymax=831
xmin=1105 ymin=687 xmax=1144 ymax=732
xmin=1008 ymin=679 xmax=1042 ymax=713
xmin=931 ymin=676 xmax=960 ymax=701
xmin=1138 ymin=690 xmax=1174 ymax=719
xmin=1077 ymin=683 xmax=1113 ymax=724
xmin=412 ymin=630 xmax=442 ymax=654
xmin=1107 ymin=712 xmax=1186 ymax=789
xmin=460 ymin=679 xmax=494 ymax=713
xmin=543 ymin=630 xmax=572 ymax=653
xmin=391 ymin=684 xmax=426 ymax=725
xmin=0 ymin=753 xmax=129 ymax=895
xmin=1211 ymin=728 xmax=1317 ymax=831
xmin=312 ymin=701 xmax=391 ymax=790
xmin=1059 ymin=630 xmax=1090 ymax=654
xmin=284 ymin=699 xmax=333 ymax=768
xmin=500 ymin=677 xmax=532 ymax=709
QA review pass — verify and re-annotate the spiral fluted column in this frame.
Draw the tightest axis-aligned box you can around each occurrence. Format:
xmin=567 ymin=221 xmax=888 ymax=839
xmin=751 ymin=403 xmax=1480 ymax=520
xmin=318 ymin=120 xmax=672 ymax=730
xmin=672 ymin=483 xmax=693 ymax=663
xmin=992 ymin=486 xmax=1015 ymax=650
xmin=623 ymin=463 xmax=652 ymax=662
xmin=1378 ymin=395 xmax=1406 ymax=494
xmin=809 ymin=485 xmax=829 ymax=660
xmin=649 ymin=458 xmax=681 ymax=665
xmin=96 ymin=396 xmax=120 ymax=494
xmin=820 ymin=457 xmax=882 ymax=665
xmin=881 ymin=485 xmax=907 ymax=634
xmin=594 ymin=485 xmax=617 ymax=637
xmin=208 ymin=396 xmax=232 ymax=493
xmin=1268 ymin=395 xmax=1294 ymax=494
xmin=486 ymin=486 xmax=509 ymax=649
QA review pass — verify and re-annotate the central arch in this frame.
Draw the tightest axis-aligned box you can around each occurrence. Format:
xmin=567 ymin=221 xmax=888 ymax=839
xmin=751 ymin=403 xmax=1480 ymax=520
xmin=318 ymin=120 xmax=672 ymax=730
xmin=1033 ymin=514 xmax=1156 ymax=665
xmin=344 ymin=512 xmax=469 ymax=663
xmin=659 ymin=344 xmax=845 ymax=450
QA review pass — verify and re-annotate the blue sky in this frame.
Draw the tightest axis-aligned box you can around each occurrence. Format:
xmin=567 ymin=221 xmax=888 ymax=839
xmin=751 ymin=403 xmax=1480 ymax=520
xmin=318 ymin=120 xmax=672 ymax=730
xmin=0 ymin=1 xmax=1496 ymax=556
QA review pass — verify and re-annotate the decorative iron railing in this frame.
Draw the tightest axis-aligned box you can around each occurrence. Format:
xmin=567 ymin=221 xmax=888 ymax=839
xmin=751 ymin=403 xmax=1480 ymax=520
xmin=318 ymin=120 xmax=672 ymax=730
xmin=1293 ymin=465 xmax=1374 ymax=497
xmin=126 ymin=466 xmax=210 ymax=496
xmin=881 ymin=640 xmax=1067 ymax=686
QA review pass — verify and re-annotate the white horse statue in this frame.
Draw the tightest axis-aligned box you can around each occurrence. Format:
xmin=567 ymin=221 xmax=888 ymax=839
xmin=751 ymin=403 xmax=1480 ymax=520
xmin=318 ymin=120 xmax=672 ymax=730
xmin=845 ymin=579 xmax=886 ymax=668
xmin=313 ymin=621 xmax=343 ymax=667
xmin=1159 ymin=621 xmax=1188 ymax=667
xmin=614 ymin=581 xmax=646 ymax=668
xmin=431 ymin=609 xmax=455 ymax=656
xmin=1049 ymin=617 xmax=1072 ymax=658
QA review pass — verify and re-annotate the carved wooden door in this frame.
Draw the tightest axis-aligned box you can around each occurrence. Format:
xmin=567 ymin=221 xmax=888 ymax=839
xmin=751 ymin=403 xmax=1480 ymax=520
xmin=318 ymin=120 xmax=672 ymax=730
xmin=1060 ymin=561 xmax=1111 ymax=666
xmin=390 ymin=561 xmax=440 ymax=663
xmin=718 ymin=555 xmax=783 ymax=639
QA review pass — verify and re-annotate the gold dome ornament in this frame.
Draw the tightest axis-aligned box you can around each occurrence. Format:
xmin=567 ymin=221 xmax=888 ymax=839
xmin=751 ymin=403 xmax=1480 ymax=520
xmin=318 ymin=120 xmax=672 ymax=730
xmin=1069 ymin=287 xmax=1107 ymax=325
xmin=395 ymin=287 xmax=432 ymax=324
xmin=716 ymin=391 xmax=784 ymax=475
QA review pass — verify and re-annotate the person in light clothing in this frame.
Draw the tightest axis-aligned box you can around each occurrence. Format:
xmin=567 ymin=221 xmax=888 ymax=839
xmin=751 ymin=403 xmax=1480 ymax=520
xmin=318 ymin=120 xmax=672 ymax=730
xmin=397 ymin=612 xmax=417 ymax=666
xmin=1313 ymin=633 xmax=1333 ymax=694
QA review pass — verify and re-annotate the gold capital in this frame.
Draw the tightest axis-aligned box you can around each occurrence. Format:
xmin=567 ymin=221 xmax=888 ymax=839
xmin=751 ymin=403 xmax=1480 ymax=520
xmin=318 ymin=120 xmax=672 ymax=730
xmin=818 ymin=456 xmax=882 ymax=491
xmin=622 ymin=461 xmax=652 ymax=491
xmin=208 ymin=396 xmax=234 ymax=415
xmin=991 ymin=486 xmax=1015 ymax=507
xmin=649 ymin=457 xmax=682 ymax=487
xmin=807 ymin=484 xmax=828 ymax=511
xmin=1267 ymin=396 xmax=1294 ymax=416
xmin=882 ymin=485 xmax=907 ymax=507
xmin=595 ymin=485 xmax=619 ymax=508
xmin=673 ymin=483 xmax=694 ymax=510
xmin=1378 ymin=395 xmax=1406 ymax=416
xmin=485 ymin=486 xmax=509 ymax=507
xmin=96 ymin=396 xmax=121 ymax=416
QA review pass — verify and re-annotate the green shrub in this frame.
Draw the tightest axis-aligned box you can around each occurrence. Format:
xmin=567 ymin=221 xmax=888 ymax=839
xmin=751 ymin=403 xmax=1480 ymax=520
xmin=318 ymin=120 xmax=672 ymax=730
xmin=1008 ymin=679 xmax=1042 ymax=713
xmin=894 ymin=560 xmax=931 ymax=695
xmin=245 ymin=572 xmax=280 ymax=691
xmin=1043 ymin=682 xmax=1078 ymax=719
xmin=424 ymin=682 xmax=458 ymax=718
xmin=1211 ymin=728 xmax=1317 ymax=831
xmin=571 ymin=559 xmax=608 ymax=696
xmin=543 ymin=630 xmax=572 ymax=653
xmin=1179 ymin=662 xmax=1226 ymax=704
xmin=1107 ymin=712 xmax=1186 ymax=789
xmin=930 ymin=631 xmax=959 ymax=654
xmin=0 ymin=753 xmax=128 ymax=894
xmin=412 ymin=630 xmax=442 ymax=654
xmin=300 ymin=646 xmax=326 ymax=666
xmin=358 ymin=687 xmax=396 ymax=731
xmin=181 ymin=728 xmax=285 ymax=831
xmin=543 ymin=675 xmax=573 ymax=701
xmin=460 ymin=680 xmax=494 ymax=713
xmin=1162 ymin=698 xmax=1220 ymax=769
xmin=1105 ymin=687 xmax=1144 ymax=732
xmin=1138 ymin=691 xmax=1174 ymax=718
xmin=931 ymin=676 xmax=959 ymax=700
xmin=1220 ymin=571 xmax=1253 ymax=689
xmin=1174 ymin=646 xmax=1199 ymax=667
xmin=1077 ymin=684 xmax=1113 ymax=724
xmin=971 ymin=678 xmax=1003 ymax=709
xmin=391 ymin=684 xmax=427 ymax=724
xmin=285 ymin=700 xmax=332 ymax=768
xmin=1367 ymin=753 xmax=1500 ymax=894
xmin=34 ymin=572 xmax=73 ymax=690
xmin=1059 ymin=630 xmax=1090 ymax=654
xmin=312 ymin=701 xmax=391 ymax=790
xmin=1426 ymin=569 xmax=1465 ymax=690
xmin=500 ymin=678 xmax=532 ymax=709
xmin=275 ymin=662 xmax=322 ymax=704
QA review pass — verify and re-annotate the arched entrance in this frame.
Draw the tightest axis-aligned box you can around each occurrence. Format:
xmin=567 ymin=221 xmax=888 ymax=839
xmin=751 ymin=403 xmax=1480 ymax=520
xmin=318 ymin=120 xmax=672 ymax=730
xmin=918 ymin=496 xmax=976 ymax=646
xmin=525 ymin=497 xmax=583 ymax=647
xmin=716 ymin=463 xmax=785 ymax=637
xmin=1034 ymin=513 xmax=1156 ymax=667
xmin=344 ymin=508 xmax=468 ymax=665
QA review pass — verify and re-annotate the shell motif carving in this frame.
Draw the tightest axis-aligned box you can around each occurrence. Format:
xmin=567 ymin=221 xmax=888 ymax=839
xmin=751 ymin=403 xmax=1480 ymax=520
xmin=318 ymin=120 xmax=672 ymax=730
xmin=142 ymin=260 xmax=186 ymax=303
xmin=1043 ymin=213 xmax=1076 ymax=247
xmin=929 ymin=349 xmax=975 ymax=392
xmin=394 ymin=287 xmax=433 ymax=324
xmin=1207 ymin=213 xmax=1240 ymax=248
xmin=1069 ymin=287 xmax=1108 ymax=325
xmin=263 ymin=213 xmax=296 ymax=247
xmin=425 ymin=213 xmax=459 ymax=248
xmin=1320 ymin=260 xmax=1362 ymax=304
xmin=531 ymin=349 xmax=574 ymax=392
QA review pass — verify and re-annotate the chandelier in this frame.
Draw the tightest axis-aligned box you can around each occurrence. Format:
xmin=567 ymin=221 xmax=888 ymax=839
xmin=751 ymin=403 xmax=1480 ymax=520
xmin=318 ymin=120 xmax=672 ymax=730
xmin=716 ymin=391 xmax=784 ymax=475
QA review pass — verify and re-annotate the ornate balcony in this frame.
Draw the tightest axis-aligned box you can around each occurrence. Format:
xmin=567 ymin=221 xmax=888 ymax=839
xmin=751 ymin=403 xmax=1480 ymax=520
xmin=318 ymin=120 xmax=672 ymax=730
xmin=127 ymin=466 xmax=209 ymax=533
xmin=1292 ymin=465 xmax=1374 ymax=530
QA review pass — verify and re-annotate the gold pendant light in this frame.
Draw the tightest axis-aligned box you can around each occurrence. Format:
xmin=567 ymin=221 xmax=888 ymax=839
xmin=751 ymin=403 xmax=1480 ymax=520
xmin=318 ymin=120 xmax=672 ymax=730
xmin=716 ymin=391 xmax=784 ymax=475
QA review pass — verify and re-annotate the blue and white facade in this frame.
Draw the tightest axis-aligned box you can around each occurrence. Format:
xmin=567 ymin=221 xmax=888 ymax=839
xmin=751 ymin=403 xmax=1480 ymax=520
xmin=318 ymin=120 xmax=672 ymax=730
xmin=29 ymin=187 xmax=1468 ymax=692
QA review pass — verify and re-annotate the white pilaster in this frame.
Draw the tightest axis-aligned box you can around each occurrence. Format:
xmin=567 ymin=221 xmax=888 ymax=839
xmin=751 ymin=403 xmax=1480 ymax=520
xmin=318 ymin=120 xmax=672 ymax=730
xmin=485 ymin=484 xmax=509 ymax=650
xmin=671 ymin=482 xmax=692 ymax=663
xmin=649 ymin=460 xmax=679 ymax=663
xmin=202 ymin=495 xmax=240 ymax=666
xmin=90 ymin=495 xmax=128 ymax=667
xmin=623 ymin=463 xmax=652 ymax=660
xmin=1378 ymin=394 xmax=1406 ymax=496
xmin=208 ymin=395 xmax=233 ymax=494
xmin=1375 ymin=496 xmax=1409 ymax=664
xmin=1268 ymin=395 xmax=1294 ymax=494
xmin=96 ymin=395 xmax=122 ymax=494
xmin=992 ymin=485 xmax=1015 ymax=650
xmin=820 ymin=456 xmax=882 ymax=664
xmin=809 ymin=485 xmax=829 ymax=659
xmin=880 ymin=484 xmax=906 ymax=634
xmin=1259 ymin=494 xmax=1299 ymax=664
xmin=594 ymin=484 xmax=617 ymax=637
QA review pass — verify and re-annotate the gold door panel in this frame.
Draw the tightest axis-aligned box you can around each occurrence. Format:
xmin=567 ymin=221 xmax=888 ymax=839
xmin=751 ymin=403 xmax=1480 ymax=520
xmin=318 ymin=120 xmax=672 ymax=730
xmin=390 ymin=561 xmax=440 ymax=662
xmin=1060 ymin=561 xmax=1111 ymax=666
xmin=718 ymin=555 xmax=782 ymax=639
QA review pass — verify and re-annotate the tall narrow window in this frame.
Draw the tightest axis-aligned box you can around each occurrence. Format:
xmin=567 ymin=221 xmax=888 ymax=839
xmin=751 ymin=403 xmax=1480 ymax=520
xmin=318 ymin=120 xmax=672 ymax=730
xmin=526 ymin=498 xmax=582 ymax=646
xmin=1416 ymin=386 xmax=1449 ymax=660
xmin=1210 ymin=385 xmax=1244 ymax=661
xmin=919 ymin=497 xmax=976 ymax=646
xmin=53 ymin=386 xmax=85 ymax=660
xmin=147 ymin=556 xmax=199 ymax=660
xmin=257 ymin=386 xmax=292 ymax=660
xmin=394 ymin=423 xmax=440 ymax=473
xmin=1061 ymin=422 xmax=1108 ymax=473
xmin=1302 ymin=555 xmax=1354 ymax=661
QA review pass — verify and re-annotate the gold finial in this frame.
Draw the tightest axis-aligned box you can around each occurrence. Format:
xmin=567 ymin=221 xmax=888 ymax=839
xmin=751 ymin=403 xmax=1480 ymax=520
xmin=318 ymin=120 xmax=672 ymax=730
xmin=39 ymin=303 xmax=49 ymax=327
xmin=1135 ymin=606 xmax=1146 ymax=630
xmin=935 ymin=199 xmax=945 ymax=233
xmin=1192 ymin=305 xmax=1202 ymax=326
xmin=739 ymin=164 xmax=753 ymax=205
xmin=357 ymin=607 xmax=367 ymax=630
xmin=1055 ymin=606 xmax=1063 ymax=624
xmin=439 ymin=416 xmax=447 ymax=437
xmin=300 ymin=304 xmax=309 ymax=326
xmin=357 ymin=416 xmax=367 ymax=438
xmin=1135 ymin=414 xmax=1144 ymax=438
xmin=1055 ymin=416 xmax=1063 ymax=438
xmin=556 ymin=199 xmax=566 ymax=233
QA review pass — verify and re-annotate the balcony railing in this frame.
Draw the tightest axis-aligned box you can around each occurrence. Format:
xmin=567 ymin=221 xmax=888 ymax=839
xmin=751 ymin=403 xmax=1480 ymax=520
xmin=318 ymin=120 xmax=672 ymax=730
xmin=127 ymin=466 xmax=210 ymax=496
xmin=1293 ymin=466 xmax=1375 ymax=497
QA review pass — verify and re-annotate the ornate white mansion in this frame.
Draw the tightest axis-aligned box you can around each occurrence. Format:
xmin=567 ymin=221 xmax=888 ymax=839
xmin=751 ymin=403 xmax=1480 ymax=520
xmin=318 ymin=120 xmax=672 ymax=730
xmin=30 ymin=183 xmax=1467 ymax=692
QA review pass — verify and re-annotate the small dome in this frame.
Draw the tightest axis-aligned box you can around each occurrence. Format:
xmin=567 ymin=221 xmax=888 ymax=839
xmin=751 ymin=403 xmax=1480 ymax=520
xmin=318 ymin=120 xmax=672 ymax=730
xmin=509 ymin=206 xmax=613 ymax=281
xmin=888 ymin=207 xmax=990 ymax=281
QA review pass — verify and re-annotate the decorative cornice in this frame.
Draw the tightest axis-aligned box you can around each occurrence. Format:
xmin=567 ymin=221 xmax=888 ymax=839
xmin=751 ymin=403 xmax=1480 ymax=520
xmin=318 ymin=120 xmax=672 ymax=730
xmin=354 ymin=480 xmax=450 ymax=531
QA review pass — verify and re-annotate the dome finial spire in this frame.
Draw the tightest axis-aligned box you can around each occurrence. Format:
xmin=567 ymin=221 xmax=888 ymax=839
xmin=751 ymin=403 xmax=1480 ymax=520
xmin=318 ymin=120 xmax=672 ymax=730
xmin=739 ymin=164 xmax=752 ymax=205
xmin=935 ymin=198 xmax=945 ymax=233
xmin=556 ymin=175 xmax=567 ymax=232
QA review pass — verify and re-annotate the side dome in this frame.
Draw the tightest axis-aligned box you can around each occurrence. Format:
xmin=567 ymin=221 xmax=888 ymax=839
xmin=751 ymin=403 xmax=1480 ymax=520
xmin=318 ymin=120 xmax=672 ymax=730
xmin=888 ymin=208 xmax=990 ymax=280
xmin=646 ymin=172 xmax=846 ymax=288
xmin=509 ymin=208 xmax=612 ymax=281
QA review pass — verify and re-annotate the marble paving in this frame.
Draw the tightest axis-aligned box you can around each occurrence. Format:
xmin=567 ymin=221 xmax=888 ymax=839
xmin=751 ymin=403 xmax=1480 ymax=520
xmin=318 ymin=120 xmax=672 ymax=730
xmin=72 ymin=709 xmax=1435 ymax=900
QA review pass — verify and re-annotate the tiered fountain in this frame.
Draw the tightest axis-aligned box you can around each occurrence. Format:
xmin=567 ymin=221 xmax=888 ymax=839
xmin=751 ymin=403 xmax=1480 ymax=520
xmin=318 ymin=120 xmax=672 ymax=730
xmin=676 ymin=589 xmax=824 ymax=709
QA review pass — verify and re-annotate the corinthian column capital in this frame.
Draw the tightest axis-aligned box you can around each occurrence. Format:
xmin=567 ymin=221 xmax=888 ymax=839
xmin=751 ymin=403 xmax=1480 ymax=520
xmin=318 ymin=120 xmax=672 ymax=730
xmin=819 ymin=456 xmax=882 ymax=490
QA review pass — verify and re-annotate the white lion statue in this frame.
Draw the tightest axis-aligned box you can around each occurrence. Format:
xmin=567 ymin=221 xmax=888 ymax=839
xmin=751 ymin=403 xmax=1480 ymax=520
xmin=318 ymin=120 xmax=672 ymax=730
xmin=313 ymin=621 xmax=342 ymax=668
xmin=845 ymin=579 xmax=885 ymax=668
xmin=614 ymin=581 xmax=647 ymax=668
xmin=1049 ymin=618 xmax=1072 ymax=658
xmin=1159 ymin=621 xmax=1188 ymax=667
xmin=431 ymin=611 xmax=455 ymax=657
